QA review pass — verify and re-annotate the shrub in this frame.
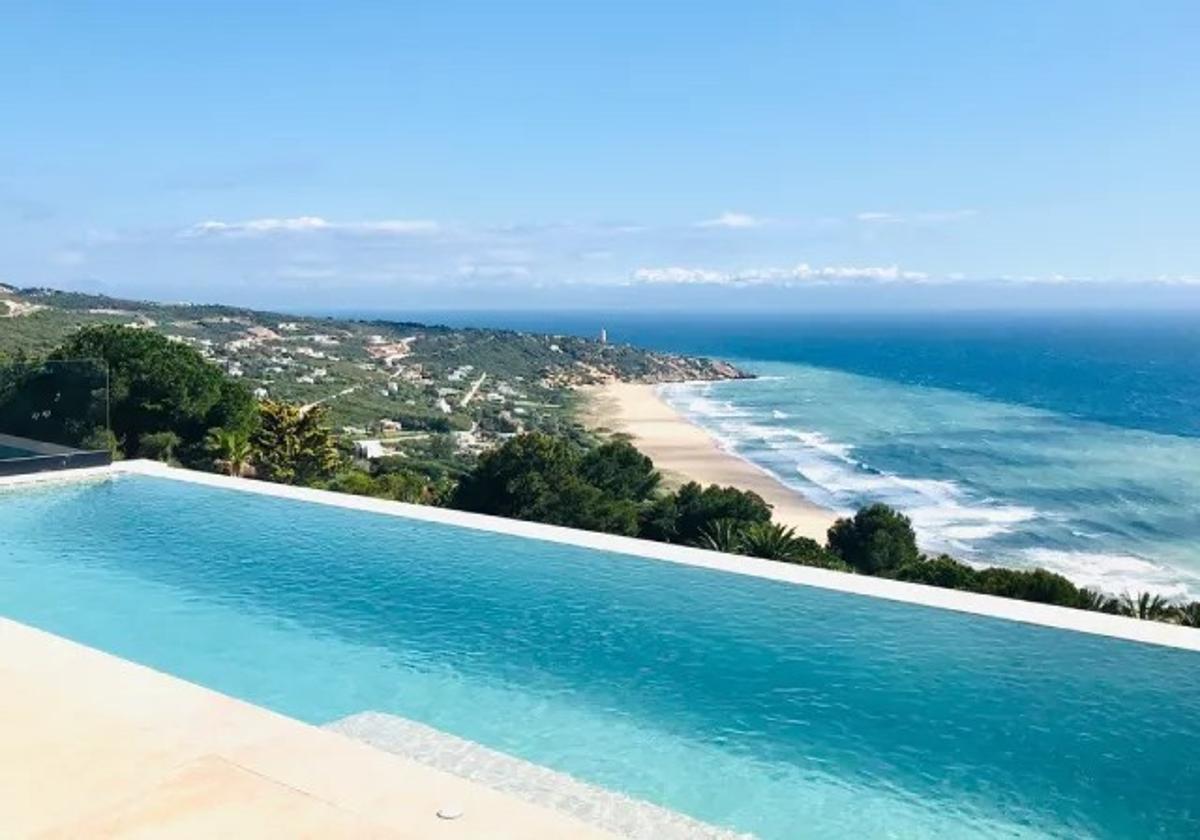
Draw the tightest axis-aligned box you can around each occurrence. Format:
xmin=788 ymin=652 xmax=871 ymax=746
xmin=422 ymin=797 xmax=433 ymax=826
xmin=252 ymin=401 xmax=340 ymax=485
xmin=136 ymin=430 xmax=181 ymax=463
xmin=973 ymin=567 xmax=1080 ymax=607
xmin=893 ymin=554 xmax=979 ymax=589
xmin=827 ymin=503 xmax=920 ymax=575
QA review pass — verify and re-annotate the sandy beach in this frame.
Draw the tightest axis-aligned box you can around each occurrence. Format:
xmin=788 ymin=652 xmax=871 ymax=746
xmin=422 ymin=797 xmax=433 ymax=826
xmin=580 ymin=382 xmax=838 ymax=543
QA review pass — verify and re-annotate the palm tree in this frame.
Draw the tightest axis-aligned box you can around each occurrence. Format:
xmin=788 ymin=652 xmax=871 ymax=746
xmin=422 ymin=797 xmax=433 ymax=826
xmin=1175 ymin=601 xmax=1200 ymax=628
xmin=737 ymin=522 xmax=850 ymax=570
xmin=693 ymin=519 xmax=745 ymax=553
xmin=1116 ymin=591 xmax=1178 ymax=622
xmin=1076 ymin=588 xmax=1119 ymax=614
xmin=206 ymin=428 xmax=253 ymax=478
xmin=738 ymin=522 xmax=807 ymax=561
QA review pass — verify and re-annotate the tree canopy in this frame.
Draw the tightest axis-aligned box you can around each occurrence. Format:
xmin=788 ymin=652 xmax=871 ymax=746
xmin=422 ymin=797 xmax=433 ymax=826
xmin=451 ymin=433 xmax=641 ymax=535
xmin=641 ymin=481 xmax=772 ymax=544
xmin=827 ymin=503 xmax=921 ymax=575
xmin=578 ymin=439 xmax=660 ymax=501
xmin=0 ymin=325 xmax=254 ymax=460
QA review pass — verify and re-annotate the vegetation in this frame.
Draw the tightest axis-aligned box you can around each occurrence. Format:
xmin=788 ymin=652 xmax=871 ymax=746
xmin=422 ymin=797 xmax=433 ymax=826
xmin=1075 ymin=588 xmax=1119 ymax=613
xmin=893 ymin=553 xmax=981 ymax=590
xmin=702 ymin=521 xmax=850 ymax=570
xmin=0 ymin=325 xmax=254 ymax=463
xmin=827 ymin=503 xmax=921 ymax=575
xmin=1116 ymin=591 xmax=1178 ymax=621
xmin=137 ymin=430 xmax=182 ymax=462
xmin=206 ymin=428 xmax=254 ymax=477
xmin=323 ymin=469 xmax=447 ymax=505
xmin=451 ymin=434 xmax=643 ymax=535
xmin=641 ymin=481 xmax=772 ymax=543
xmin=251 ymin=400 xmax=340 ymax=485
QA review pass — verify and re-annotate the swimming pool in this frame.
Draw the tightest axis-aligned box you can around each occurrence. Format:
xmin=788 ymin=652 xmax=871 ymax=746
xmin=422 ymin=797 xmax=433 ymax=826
xmin=0 ymin=444 xmax=36 ymax=459
xmin=2 ymin=471 xmax=1198 ymax=838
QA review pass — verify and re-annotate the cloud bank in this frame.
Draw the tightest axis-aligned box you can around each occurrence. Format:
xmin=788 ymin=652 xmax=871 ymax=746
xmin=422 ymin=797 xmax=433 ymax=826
xmin=632 ymin=263 xmax=930 ymax=286
xmin=29 ymin=210 xmax=1197 ymax=311
xmin=184 ymin=216 xmax=440 ymax=237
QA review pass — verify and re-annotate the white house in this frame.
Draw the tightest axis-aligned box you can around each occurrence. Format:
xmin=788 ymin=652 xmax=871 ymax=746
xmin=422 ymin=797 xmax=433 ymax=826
xmin=354 ymin=440 xmax=387 ymax=461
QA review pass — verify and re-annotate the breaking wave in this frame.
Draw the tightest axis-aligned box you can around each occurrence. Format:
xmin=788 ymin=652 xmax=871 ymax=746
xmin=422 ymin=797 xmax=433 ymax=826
xmin=659 ymin=384 xmax=1037 ymax=557
xmin=658 ymin=377 xmax=1199 ymax=600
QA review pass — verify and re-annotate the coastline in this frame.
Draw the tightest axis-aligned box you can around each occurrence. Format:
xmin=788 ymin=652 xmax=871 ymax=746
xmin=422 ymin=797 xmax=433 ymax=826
xmin=579 ymin=381 xmax=838 ymax=543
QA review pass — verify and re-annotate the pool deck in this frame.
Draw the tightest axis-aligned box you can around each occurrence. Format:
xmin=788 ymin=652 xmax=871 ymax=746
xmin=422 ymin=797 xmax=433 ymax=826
xmin=0 ymin=618 xmax=613 ymax=838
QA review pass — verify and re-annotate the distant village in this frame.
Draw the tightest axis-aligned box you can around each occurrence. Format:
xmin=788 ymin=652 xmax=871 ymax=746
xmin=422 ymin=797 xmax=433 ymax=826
xmin=1 ymin=286 xmax=743 ymax=467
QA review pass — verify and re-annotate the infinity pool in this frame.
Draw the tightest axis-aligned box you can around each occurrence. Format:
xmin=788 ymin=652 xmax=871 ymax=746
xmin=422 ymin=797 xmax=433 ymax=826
xmin=2 ymin=474 xmax=1198 ymax=838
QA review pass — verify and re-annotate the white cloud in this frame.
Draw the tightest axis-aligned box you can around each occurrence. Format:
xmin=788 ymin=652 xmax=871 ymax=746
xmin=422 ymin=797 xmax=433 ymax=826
xmin=855 ymin=211 xmax=898 ymax=223
xmin=631 ymin=267 xmax=728 ymax=284
xmin=916 ymin=209 xmax=978 ymax=222
xmin=632 ymin=263 xmax=931 ymax=286
xmin=359 ymin=219 xmax=441 ymax=235
xmin=856 ymin=209 xmax=977 ymax=224
xmin=457 ymin=263 xmax=532 ymax=279
xmin=183 ymin=216 xmax=439 ymax=237
xmin=695 ymin=212 xmax=762 ymax=229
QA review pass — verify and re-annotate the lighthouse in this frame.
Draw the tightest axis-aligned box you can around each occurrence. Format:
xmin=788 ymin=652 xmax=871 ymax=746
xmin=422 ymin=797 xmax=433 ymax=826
xmin=599 ymin=327 xmax=607 ymax=345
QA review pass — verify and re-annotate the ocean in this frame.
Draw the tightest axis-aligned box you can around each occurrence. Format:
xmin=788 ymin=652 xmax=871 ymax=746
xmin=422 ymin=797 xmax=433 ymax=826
xmin=350 ymin=310 xmax=1200 ymax=599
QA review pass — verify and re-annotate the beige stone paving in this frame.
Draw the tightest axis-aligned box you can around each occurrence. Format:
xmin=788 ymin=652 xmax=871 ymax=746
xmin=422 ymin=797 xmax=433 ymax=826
xmin=0 ymin=618 xmax=613 ymax=839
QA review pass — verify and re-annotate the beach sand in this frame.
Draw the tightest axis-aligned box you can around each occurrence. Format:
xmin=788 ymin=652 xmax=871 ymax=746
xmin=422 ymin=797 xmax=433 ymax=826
xmin=580 ymin=382 xmax=838 ymax=543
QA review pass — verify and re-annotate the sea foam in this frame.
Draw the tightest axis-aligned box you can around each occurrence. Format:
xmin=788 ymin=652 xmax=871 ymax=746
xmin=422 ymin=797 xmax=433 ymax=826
xmin=661 ymin=383 xmax=1037 ymax=557
xmin=1021 ymin=549 xmax=1200 ymax=601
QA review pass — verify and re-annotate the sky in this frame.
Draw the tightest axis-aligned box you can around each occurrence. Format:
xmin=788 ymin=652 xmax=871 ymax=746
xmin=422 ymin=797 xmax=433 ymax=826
xmin=2 ymin=1 xmax=1199 ymax=311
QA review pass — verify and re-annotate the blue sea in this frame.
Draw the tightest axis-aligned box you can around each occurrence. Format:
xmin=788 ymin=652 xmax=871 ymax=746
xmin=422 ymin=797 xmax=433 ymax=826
xmin=354 ymin=310 xmax=1200 ymax=599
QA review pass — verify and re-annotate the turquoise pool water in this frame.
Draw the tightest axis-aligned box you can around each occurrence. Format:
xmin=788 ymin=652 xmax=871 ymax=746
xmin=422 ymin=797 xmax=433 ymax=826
xmin=2 ymin=475 xmax=1198 ymax=838
xmin=0 ymin=444 xmax=36 ymax=459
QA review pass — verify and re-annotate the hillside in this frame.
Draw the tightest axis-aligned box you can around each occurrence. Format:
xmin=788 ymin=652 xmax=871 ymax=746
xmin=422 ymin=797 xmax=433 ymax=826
xmin=0 ymin=285 xmax=745 ymax=458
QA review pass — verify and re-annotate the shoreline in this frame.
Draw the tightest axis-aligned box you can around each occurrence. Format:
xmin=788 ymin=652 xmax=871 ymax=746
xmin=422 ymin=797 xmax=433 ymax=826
xmin=579 ymin=381 xmax=838 ymax=543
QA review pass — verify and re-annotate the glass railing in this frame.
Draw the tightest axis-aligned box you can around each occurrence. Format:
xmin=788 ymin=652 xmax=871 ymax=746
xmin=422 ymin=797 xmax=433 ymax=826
xmin=0 ymin=358 xmax=112 ymax=475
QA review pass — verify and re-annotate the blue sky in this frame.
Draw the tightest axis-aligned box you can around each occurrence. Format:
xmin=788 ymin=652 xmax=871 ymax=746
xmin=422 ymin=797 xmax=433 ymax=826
xmin=2 ymin=1 xmax=1198 ymax=310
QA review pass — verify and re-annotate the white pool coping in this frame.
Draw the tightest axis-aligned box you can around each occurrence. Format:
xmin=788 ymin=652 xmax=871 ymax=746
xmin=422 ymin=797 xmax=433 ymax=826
xmin=5 ymin=459 xmax=1200 ymax=653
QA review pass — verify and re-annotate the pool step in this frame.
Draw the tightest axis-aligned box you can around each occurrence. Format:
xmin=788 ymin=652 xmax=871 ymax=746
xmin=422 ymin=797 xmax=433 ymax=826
xmin=324 ymin=712 xmax=750 ymax=840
